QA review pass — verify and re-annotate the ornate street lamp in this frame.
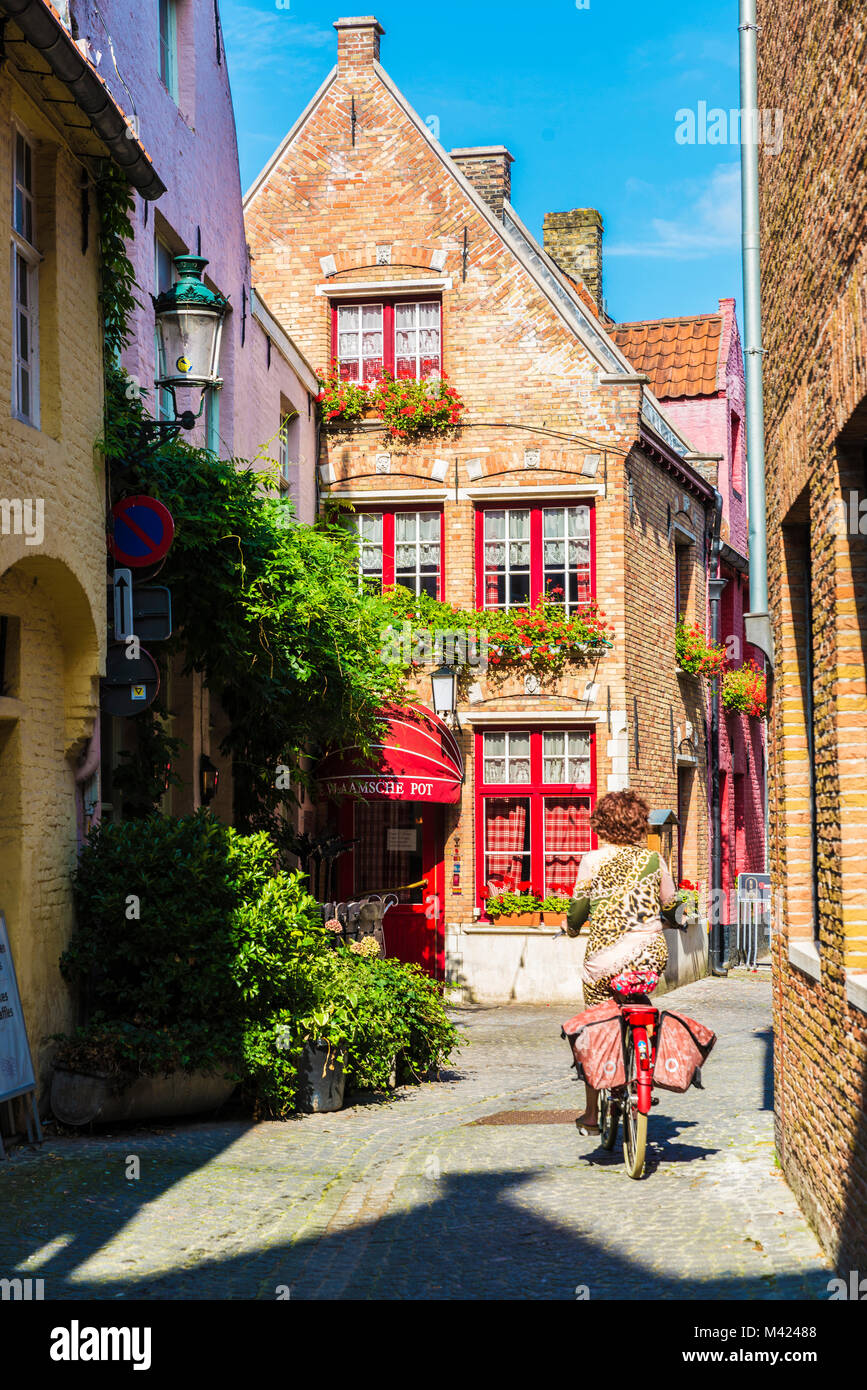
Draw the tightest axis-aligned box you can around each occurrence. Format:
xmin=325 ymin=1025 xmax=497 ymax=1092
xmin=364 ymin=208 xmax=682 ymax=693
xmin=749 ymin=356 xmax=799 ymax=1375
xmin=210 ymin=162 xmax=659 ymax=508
xmin=148 ymin=255 xmax=228 ymax=440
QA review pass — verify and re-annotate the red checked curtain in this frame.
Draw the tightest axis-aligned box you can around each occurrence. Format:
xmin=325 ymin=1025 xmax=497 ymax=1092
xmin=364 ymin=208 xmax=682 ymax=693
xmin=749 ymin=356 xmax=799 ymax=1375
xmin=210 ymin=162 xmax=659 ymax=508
xmin=544 ymin=797 xmax=592 ymax=896
xmin=484 ymin=797 xmax=530 ymax=892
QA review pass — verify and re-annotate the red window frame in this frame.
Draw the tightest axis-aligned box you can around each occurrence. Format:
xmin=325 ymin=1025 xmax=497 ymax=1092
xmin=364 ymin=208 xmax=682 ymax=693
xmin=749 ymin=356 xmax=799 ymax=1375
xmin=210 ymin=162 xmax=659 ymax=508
xmin=331 ymin=297 xmax=444 ymax=382
xmin=474 ymin=502 xmax=596 ymax=610
xmin=474 ymin=726 xmax=597 ymax=912
xmin=349 ymin=504 xmax=446 ymax=599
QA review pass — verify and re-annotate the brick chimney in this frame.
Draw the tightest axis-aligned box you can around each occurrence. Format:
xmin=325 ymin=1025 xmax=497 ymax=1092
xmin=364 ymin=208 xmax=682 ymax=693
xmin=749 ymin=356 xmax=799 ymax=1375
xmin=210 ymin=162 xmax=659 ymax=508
xmin=334 ymin=15 xmax=384 ymax=71
xmin=450 ymin=147 xmax=514 ymax=220
xmin=543 ymin=209 xmax=604 ymax=312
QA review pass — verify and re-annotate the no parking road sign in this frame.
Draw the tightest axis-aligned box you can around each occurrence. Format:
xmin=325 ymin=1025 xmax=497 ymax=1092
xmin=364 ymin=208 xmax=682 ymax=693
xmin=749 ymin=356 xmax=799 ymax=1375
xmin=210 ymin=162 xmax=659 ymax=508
xmin=109 ymin=495 xmax=175 ymax=568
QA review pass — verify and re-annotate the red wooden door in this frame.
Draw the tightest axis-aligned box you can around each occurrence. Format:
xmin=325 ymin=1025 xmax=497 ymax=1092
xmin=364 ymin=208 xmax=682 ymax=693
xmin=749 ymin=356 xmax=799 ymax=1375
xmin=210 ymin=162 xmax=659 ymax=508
xmin=340 ymin=800 xmax=445 ymax=979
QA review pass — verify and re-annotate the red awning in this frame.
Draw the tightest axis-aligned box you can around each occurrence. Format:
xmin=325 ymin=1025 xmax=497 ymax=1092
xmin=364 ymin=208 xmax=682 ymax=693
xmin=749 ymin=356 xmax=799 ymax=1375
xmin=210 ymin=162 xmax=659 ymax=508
xmin=316 ymin=704 xmax=463 ymax=803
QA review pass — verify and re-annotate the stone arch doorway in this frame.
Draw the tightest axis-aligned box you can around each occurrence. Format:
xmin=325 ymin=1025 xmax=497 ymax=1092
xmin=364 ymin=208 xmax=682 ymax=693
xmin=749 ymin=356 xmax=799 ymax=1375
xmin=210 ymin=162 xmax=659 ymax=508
xmin=0 ymin=554 xmax=102 ymax=1103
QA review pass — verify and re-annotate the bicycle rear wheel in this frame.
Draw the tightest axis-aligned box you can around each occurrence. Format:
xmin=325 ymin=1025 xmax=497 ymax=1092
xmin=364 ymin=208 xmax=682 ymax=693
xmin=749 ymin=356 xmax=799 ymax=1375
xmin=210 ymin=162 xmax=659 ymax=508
xmin=623 ymin=1034 xmax=648 ymax=1179
xmin=599 ymin=1090 xmax=619 ymax=1150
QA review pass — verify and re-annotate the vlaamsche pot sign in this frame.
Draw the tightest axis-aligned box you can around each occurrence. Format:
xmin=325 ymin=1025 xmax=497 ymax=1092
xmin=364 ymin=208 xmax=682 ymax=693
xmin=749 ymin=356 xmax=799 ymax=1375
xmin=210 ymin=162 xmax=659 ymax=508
xmin=0 ymin=912 xmax=37 ymax=1104
xmin=323 ymin=778 xmax=439 ymax=800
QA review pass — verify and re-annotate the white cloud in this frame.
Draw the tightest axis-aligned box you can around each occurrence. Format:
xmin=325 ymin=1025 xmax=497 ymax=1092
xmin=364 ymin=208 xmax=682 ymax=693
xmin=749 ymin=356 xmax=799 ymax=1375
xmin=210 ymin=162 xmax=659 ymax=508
xmin=221 ymin=4 xmax=333 ymax=77
xmin=607 ymin=164 xmax=741 ymax=260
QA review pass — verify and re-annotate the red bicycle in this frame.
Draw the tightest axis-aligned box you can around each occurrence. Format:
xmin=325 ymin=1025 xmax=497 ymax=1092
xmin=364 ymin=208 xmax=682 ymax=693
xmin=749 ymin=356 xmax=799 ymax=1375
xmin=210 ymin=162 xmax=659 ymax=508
xmin=598 ymin=996 xmax=659 ymax=1179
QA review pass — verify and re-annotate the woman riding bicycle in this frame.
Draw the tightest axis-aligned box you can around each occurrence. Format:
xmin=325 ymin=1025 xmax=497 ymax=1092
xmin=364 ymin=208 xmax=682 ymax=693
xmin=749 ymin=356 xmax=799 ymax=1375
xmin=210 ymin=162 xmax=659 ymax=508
xmin=567 ymin=789 xmax=678 ymax=1134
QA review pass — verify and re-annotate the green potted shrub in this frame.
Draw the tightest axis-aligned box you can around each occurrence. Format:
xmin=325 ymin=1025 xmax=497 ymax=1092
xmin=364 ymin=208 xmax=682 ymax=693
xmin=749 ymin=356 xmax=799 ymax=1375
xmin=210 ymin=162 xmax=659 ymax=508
xmin=53 ymin=812 xmax=328 ymax=1125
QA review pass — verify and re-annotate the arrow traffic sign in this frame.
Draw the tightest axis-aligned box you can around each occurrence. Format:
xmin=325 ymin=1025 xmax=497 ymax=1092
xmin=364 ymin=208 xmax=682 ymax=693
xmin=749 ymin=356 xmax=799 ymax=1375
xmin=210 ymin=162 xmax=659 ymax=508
xmin=113 ymin=569 xmax=134 ymax=640
xmin=108 ymin=496 xmax=175 ymax=568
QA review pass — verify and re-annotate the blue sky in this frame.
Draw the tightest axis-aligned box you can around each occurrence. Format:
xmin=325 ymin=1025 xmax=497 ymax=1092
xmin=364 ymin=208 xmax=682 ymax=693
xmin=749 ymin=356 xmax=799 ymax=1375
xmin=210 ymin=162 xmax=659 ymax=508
xmin=221 ymin=0 xmax=743 ymax=324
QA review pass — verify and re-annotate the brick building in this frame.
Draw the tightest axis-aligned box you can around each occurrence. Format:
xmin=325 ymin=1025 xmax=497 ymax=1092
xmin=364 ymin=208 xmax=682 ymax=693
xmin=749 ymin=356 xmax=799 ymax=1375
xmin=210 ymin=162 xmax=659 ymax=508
xmin=0 ymin=2 xmax=163 ymax=1107
xmin=757 ymin=0 xmax=867 ymax=1267
xmin=245 ymin=14 xmax=717 ymax=1003
xmin=613 ymin=302 xmax=767 ymax=913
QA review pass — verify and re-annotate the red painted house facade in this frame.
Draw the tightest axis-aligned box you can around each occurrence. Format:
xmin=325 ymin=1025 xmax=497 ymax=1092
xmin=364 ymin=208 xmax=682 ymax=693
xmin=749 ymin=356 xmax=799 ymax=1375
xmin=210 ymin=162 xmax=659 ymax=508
xmin=245 ymin=15 xmax=717 ymax=1001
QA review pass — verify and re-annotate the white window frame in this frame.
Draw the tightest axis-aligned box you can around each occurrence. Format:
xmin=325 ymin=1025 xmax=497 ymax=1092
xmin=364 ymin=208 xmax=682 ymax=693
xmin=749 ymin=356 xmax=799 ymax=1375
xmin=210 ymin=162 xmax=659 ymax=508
xmin=336 ymin=303 xmax=384 ymax=384
xmin=483 ymin=509 xmax=531 ymax=610
xmin=394 ymin=300 xmax=442 ymax=381
xmin=394 ymin=509 xmax=441 ymax=597
xmin=278 ymin=408 xmax=299 ymax=482
xmin=350 ymin=512 xmax=384 ymax=587
xmin=482 ymin=730 xmax=531 ymax=785
xmin=542 ymin=730 xmax=592 ymax=785
xmin=542 ymin=505 xmax=592 ymax=614
xmin=10 ymin=128 xmax=40 ymax=428
xmin=159 ymin=0 xmax=179 ymax=103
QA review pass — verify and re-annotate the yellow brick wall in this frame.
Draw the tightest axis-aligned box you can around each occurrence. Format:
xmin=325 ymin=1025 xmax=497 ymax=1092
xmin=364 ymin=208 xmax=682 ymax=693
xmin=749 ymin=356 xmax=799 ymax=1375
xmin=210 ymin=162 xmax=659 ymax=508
xmin=0 ymin=76 xmax=107 ymax=1103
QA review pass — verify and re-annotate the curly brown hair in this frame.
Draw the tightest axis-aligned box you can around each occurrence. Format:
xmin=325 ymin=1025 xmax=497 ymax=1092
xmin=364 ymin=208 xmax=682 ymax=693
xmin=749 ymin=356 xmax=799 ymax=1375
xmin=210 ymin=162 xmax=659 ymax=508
xmin=590 ymin=790 xmax=650 ymax=846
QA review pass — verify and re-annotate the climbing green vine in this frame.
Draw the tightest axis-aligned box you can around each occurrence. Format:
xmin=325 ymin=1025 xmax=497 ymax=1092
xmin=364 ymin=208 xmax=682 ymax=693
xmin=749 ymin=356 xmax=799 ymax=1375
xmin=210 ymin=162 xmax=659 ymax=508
xmin=95 ymin=160 xmax=139 ymax=358
xmin=100 ymin=368 xmax=406 ymax=832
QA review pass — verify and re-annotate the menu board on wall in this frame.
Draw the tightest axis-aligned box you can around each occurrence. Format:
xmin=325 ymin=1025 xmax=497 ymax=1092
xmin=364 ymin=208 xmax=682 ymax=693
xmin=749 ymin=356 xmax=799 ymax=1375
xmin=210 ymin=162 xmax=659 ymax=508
xmin=0 ymin=911 xmax=36 ymax=1104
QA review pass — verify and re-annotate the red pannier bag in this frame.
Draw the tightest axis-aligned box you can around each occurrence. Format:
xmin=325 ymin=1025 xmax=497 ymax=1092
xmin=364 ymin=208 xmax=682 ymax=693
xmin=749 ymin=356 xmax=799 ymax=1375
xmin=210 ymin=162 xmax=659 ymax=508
xmin=561 ymin=1001 xmax=626 ymax=1089
xmin=652 ymin=1010 xmax=717 ymax=1092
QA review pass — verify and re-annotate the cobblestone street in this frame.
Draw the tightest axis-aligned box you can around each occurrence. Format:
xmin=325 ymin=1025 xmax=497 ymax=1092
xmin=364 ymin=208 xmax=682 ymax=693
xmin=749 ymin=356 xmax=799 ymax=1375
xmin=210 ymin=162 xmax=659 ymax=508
xmin=2 ymin=974 xmax=832 ymax=1301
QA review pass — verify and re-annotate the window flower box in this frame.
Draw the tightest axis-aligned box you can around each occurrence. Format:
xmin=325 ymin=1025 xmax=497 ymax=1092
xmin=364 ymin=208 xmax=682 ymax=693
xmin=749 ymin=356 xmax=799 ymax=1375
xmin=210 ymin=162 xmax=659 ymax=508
xmin=484 ymin=889 xmax=542 ymax=927
xmin=316 ymin=362 xmax=465 ymax=444
xmin=674 ymin=619 xmax=726 ymax=678
xmin=541 ymin=894 xmax=570 ymax=927
xmin=721 ymin=661 xmax=768 ymax=718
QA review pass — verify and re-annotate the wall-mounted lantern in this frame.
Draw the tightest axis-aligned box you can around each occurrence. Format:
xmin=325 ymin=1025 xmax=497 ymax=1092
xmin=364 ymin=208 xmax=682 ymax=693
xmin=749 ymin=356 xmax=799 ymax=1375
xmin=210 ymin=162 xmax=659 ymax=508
xmin=430 ymin=663 xmax=458 ymax=723
xmin=199 ymin=754 xmax=219 ymax=806
xmin=148 ymin=256 xmax=228 ymax=440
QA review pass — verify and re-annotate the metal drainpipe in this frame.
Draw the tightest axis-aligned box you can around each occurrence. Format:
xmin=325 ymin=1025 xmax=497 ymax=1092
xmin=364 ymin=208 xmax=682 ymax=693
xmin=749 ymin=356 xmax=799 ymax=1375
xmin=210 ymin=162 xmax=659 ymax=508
xmin=708 ymin=493 xmax=729 ymax=975
xmin=739 ymin=0 xmax=774 ymax=671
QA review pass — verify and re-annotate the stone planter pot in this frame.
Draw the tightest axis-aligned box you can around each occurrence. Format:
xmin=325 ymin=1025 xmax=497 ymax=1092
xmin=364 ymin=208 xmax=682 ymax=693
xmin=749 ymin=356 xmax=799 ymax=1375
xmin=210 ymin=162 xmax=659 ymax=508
xmin=298 ymin=1041 xmax=345 ymax=1113
xmin=489 ymin=912 xmax=539 ymax=927
xmin=541 ymin=912 xmax=566 ymax=927
xmin=50 ymin=1067 xmax=236 ymax=1128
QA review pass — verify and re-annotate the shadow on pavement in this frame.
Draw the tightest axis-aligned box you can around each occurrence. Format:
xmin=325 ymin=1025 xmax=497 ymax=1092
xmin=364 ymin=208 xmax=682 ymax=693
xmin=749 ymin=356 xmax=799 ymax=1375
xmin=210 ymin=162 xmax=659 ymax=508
xmin=0 ymin=1118 xmax=252 ymax=1291
xmin=5 ymin=1161 xmax=829 ymax=1302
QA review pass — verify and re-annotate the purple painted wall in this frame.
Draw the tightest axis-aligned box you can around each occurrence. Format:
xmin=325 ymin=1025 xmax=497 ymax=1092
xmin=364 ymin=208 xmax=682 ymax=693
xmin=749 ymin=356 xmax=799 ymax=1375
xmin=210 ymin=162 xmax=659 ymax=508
xmin=68 ymin=0 xmax=317 ymax=519
xmin=660 ymin=299 xmax=748 ymax=556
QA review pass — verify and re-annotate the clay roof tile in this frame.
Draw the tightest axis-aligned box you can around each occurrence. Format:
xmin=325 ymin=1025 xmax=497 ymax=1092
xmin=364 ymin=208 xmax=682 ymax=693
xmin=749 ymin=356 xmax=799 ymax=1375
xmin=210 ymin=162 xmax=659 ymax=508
xmin=611 ymin=313 xmax=723 ymax=399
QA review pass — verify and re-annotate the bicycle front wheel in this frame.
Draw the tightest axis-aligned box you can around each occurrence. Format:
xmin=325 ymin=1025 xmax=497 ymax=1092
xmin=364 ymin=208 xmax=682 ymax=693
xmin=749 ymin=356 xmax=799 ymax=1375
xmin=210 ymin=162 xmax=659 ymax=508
xmin=623 ymin=1034 xmax=648 ymax=1179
